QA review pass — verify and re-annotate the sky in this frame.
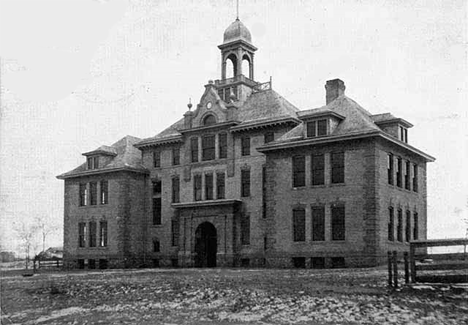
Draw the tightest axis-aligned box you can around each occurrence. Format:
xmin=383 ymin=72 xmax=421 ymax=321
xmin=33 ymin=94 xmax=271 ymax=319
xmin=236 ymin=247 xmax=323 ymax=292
xmin=0 ymin=0 xmax=467 ymax=253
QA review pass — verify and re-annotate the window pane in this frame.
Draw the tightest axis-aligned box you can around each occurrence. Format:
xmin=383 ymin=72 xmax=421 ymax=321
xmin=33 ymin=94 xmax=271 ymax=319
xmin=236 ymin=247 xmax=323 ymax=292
xmin=397 ymin=209 xmax=403 ymax=242
xmin=292 ymin=155 xmax=305 ymax=187
xmin=79 ymin=183 xmax=87 ymax=206
xmin=412 ymin=164 xmax=418 ymax=192
xmin=293 ymin=208 xmax=306 ymax=242
xmin=264 ymin=132 xmax=274 ymax=144
xmin=241 ymin=214 xmax=250 ymax=245
xmin=153 ymin=151 xmax=161 ymax=168
xmin=152 ymin=180 xmax=161 ymax=196
xmin=218 ymin=133 xmax=227 ymax=159
xmin=331 ymin=152 xmax=344 ymax=184
xmin=171 ymin=219 xmax=179 ymax=246
xmin=99 ymin=221 xmax=107 ymax=247
xmin=388 ymin=207 xmax=394 ymax=241
xmin=191 ymin=138 xmax=199 ymax=163
xmin=312 ymin=206 xmax=325 ymax=241
xmin=406 ymin=210 xmax=411 ymax=242
xmin=396 ymin=158 xmax=402 ymax=187
xmin=331 ymin=206 xmax=345 ymax=240
xmin=100 ymin=180 xmax=108 ymax=204
xmin=90 ymin=182 xmax=97 ymax=205
xmin=216 ymin=173 xmax=225 ymax=199
xmin=317 ymin=119 xmax=327 ymax=136
xmin=153 ymin=198 xmax=161 ymax=225
xmin=194 ymin=175 xmax=202 ymax=201
xmin=306 ymin=121 xmax=316 ymax=138
xmin=387 ymin=154 xmax=394 ymax=185
xmin=413 ymin=212 xmax=419 ymax=240
xmin=205 ymin=174 xmax=213 ymax=200
xmin=241 ymin=137 xmax=250 ymax=156
xmin=202 ymin=135 xmax=215 ymax=161
xmin=172 ymin=177 xmax=180 ymax=203
xmin=172 ymin=147 xmax=180 ymax=166
xmin=78 ymin=222 xmax=86 ymax=247
xmin=241 ymin=169 xmax=250 ymax=197
xmin=311 ymin=154 xmax=325 ymax=185
xmin=89 ymin=221 xmax=96 ymax=247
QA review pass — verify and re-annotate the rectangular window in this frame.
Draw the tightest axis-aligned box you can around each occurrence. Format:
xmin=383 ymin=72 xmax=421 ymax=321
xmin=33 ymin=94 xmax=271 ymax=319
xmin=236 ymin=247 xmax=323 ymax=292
xmin=205 ymin=173 xmax=213 ymax=200
xmin=78 ymin=222 xmax=86 ymax=247
xmin=152 ymin=180 xmax=161 ymax=196
xmin=405 ymin=161 xmax=411 ymax=190
xmin=89 ymin=221 xmax=97 ymax=247
xmin=312 ymin=206 xmax=325 ymax=241
xmin=87 ymin=156 xmax=99 ymax=170
xmin=241 ymin=136 xmax=250 ymax=156
xmin=100 ymin=180 xmax=108 ymax=204
xmin=99 ymin=221 xmax=108 ymax=247
xmin=241 ymin=214 xmax=250 ymax=245
xmin=292 ymin=155 xmax=306 ymax=187
xmin=202 ymin=135 xmax=215 ymax=161
xmin=311 ymin=257 xmax=325 ymax=269
xmin=194 ymin=174 xmax=202 ymax=201
xmin=317 ymin=119 xmax=327 ymax=136
xmin=311 ymin=153 xmax=325 ymax=185
xmin=412 ymin=164 xmax=418 ymax=192
xmin=153 ymin=151 xmax=161 ymax=168
xmin=388 ymin=154 xmax=394 ymax=185
xmin=216 ymin=172 xmax=225 ymax=199
xmin=172 ymin=176 xmax=180 ymax=203
xmin=413 ymin=212 xmax=419 ymax=240
xmin=172 ymin=147 xmax=180 ymax=166
xmin=399 ymin=126 xmax=408 ymax=143
xmin=262 ymin=166 xmax=267 ymax=218
xmin=79 ymin=183 xmax=87 ymax=206
xmin=406 ymin=210 xmax=411 ymax=242
xmin=171 ymin=219 xmax=179 ymax=246
xmin=388 ymin=207 xmax=394 ymax=241
xmin=218 ymin=133 xmax=227 ymax=159
xmin=306 ymin=121 xmax=316 ymax=137
xmin=331 ymin=152 xmax=345 ymax=184
xmin=99 ymin=259 xmax=108 ymax=269
xmin=89 ymin=182 xmax=97 ymax=205
xmin=264 ymin=132 xmax=274 ymax=144
xmin=87 ymin=157 xmax=93 ymax=170
xmin=241 ymin=169 xmax=250 ymax=197
xmin=88 ymin=259 xmax=96 ymax=269
xmin=293 ymin=208 xmax=306 ymax=242
xmin=153 ymin=198 xmax=162 ymax=225
xmin=153 ymin=239 xmax=160 ymax=252
xmin=331 ymin=206 xmax=345 ymax=240
xmin=397 ymin=209 xmax=403 ymax=242
xmin=191 ymin=137 xmax=199 ymax=163
xmin=396 ymin=157 xmax=402 ymax=187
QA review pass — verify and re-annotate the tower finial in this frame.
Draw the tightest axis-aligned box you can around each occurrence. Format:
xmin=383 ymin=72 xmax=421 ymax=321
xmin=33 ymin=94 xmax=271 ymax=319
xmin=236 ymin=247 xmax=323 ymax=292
xmin=187 ymin=98 xmax=192 ymax=110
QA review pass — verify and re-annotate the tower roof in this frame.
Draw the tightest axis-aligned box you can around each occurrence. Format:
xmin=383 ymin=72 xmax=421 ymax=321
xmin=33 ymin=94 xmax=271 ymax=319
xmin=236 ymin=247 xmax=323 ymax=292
xmin=223 ymin=19 xmax=252 ymax=44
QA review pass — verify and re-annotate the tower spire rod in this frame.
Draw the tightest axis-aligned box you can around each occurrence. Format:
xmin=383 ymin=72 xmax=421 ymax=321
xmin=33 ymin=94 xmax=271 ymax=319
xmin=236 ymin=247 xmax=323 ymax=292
xmin=236 ymin=0 xmax=239 ymax=20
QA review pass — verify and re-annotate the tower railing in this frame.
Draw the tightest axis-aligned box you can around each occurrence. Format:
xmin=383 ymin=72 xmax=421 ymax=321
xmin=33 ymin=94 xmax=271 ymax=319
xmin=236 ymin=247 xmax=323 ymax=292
xmin=215 ymin=75 xmax=258 ymax=87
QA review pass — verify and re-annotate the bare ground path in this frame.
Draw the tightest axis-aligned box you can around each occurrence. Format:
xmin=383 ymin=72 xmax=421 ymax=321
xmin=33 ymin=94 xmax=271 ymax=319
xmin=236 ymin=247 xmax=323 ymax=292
xmin=1 ymin=267 xmax=467 ymax=324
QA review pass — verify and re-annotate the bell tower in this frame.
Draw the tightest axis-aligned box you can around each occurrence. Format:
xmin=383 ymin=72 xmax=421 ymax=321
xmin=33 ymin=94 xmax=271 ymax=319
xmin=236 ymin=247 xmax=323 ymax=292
xmin=216 ymin=18 xmax=258 ymax=103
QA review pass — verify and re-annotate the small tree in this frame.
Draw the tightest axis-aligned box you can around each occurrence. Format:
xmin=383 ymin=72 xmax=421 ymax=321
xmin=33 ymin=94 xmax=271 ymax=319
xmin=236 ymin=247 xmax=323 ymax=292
xmin=13 ymin=221 xmax=38 ymax=269
xmin=34 ymin=216 xmax=59 ymax=253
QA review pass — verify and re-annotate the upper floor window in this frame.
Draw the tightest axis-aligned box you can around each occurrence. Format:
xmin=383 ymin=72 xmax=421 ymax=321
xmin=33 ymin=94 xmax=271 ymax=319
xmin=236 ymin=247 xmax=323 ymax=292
xmin=241 ymin=169 xmax=250 ymax=197
xmin=153 ymin=198 xmax=162 ymax=225
xmin=218 ymin=133 xmax=227 ymax=159
xmin=99 ymin=221 xmax=107 ymax=247
xmin=311 ymin=153 xmax=325 ymax=185
xmin=331 ymin=205 xmax=345 ymax=240
xmin=205 ymin=173 xmax=214 ymax=200
xmin=387 ymin=154 xmax=394 ymax=185
xmin=171 ymin=219 xmax=179 ymax=246
xmin=399 ymin=126 xmax=408 ymax=143
xmin=152 ymin=180 xmax=161 ymax=196
xmin=404 ymin=160 xmax=411 ymax=190
xmin=100 ymin=180 xmax=108 ymax=205
xmin=264 ymin=132 xmax=274 ymax=144
xmin=331 ymin=152 xmax=344 ymax=184
xmin=405 ymin=210 xmax=411 ymax=242
xmin=171 ymin=176 xmax=180 ymax=203
xmin=79 ymin=183 xmax=88 ymax=206
xmin=89 ymin=182 xmax=97 ymax=205
xmin=292 ymin=155 xmax=306 ymax=187
xmin=396 ymin=157 xmax=402 ymax=187
xmin=311 ymin=206 xmax=325 ymax=241
xmin=194 ymin=174 xmax=202 ymax=201
xmin=412 ymin=164 xmax=418 ymax=192
xmin=202 ymin=135 xmax=215 ymax=161
xmin=190 ymin=137 xmax=199 ymax=163
xmin=87 ymin=156 xmax=99 ymax=170
xmin=241 ymin=214 xmax=250 ymax=245
xmin=397 ymin=209 xmax=403 ymax=242
xmin=89 ymin=221 xmax=97 ymax=247
xmin=172 ymin=147 xmax=180 ymax=166
xmin=292 ymin=208 xmax=306 ymax=242
xmin=78 ymin=222 xmax=86 ymax=247
xmin=216 ymin=172 xmax=225 ymax=199
xmin=153 ymin=151 xmax=161 ymax=168
xmin=241 ymin=136 xmax=250 ymax=156
xmin=306 ymin=119 xmax=328 ymax=138
xmin=413 ymin=212 xmax=419 ymax=240
xmin=153 ymin=239 xmax=160 ymax=252
xmin=203 ymin=114 xmax=216 ymax=126
xmin=388 ymin=207 xmax=394 ymax=241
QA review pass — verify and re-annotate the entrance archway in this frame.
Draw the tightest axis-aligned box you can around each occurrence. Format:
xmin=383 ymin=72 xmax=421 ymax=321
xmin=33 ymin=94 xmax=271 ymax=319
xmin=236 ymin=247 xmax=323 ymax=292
xmin=194 ymin=222 xmax=217 ymax=267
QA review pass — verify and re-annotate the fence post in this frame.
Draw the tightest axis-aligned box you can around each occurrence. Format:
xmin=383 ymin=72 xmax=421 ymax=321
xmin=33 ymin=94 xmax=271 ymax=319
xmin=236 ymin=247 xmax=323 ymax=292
xmin=392 ymin=251 xmax=398 ymax=288
xmin=409 ymin=244 xmax=416 ymax=283
xmin=388 ymin=251 xmax=393 ymax=287
xmin=404 ymin=252 xmax=409 ymax=284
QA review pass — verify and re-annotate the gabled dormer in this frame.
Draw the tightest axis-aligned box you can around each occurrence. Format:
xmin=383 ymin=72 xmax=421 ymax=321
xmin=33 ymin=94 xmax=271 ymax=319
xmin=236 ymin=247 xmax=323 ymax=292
xmin=298 ymin=109 xmax=345 ymax=138
xmin=371 ymin=113 xmax=413 ymax=143
xmin=82 ymin=146 xmax=117 ymax=170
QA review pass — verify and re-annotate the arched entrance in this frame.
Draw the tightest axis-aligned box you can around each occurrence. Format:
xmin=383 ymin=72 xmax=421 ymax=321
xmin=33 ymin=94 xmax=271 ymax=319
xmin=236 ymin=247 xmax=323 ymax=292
xmin=194 ymin=222 xmax=217 ymax=267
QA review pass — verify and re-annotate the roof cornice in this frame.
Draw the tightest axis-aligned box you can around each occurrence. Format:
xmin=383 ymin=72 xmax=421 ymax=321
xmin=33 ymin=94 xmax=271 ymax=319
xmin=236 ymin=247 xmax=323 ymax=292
xmin=82 ymin=150 xmax=117 ymax=157
xmin=56 ymin=166 xmax=149 ymax=180
xmin=298 ymin=111 xmax=345 ymax=121
xmin=257 ymin=130 xmax=435 ymax=162
xmin=180 ymin=121 xmax=240 ymax=135
xmin=230 ymin=116 xmax=300 ymax=133
xmin=134 ymin=136 xmax=183 ymax=149
xmin=375 ymin=118 xmax=413 ymax=128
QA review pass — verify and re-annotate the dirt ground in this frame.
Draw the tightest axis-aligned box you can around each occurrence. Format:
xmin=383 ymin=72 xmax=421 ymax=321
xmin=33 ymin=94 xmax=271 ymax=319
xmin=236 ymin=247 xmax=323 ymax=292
xmin=1 ymin=267 xmax=467 ymax=325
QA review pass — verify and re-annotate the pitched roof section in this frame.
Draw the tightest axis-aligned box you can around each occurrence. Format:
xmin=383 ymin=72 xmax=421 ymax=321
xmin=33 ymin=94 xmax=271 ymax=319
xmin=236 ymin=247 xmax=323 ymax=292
xmin=82 ymin=145 xmax=117 ymax=156
xmin=57 ymin=135 xmax=147 ymax=179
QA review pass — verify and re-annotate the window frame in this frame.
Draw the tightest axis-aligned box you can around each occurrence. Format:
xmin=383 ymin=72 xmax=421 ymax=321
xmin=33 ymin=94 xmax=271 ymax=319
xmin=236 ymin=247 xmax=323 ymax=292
xmin=99 ymin=221 xmax=108 ymax=247
xmin=100 ymin=180 xmax=108 ymax=205
xmin=153 ymin=150 xmax=161 ymax=168
xmin=311 ymin=206 xmax=325 ymax=241
xmin=171 ymin=219 xmax=179 ymax=246
xmin=388 ymin=207 xmax=394 ymax=241
xmin=292 ymin=208 xmax=306 ymax=242
xmin=397 ymin=209 xmax=403 ymax=242
xmin=241 ymin=136 xmax=250 ymax=156
xmin=241 ymin=214 xmax=250 ymax=245
xmin=205 ymin=173 xmax=214 ymax=200
xmin=216 ymin=172 xmax=225 ymax=199
xmin=172 ymin=146 xmax=180 ymax=166
xmin=292 ymin=155 xmax=306 ymax=188
xmin=190 ymin=137 xmax=199 ymax=163
xmin=78 ymin=222 xmax=86 ymax=247
xmin=241 ymin=169 xmax=250 ymax=197
xmin=202 ymin=134 xmax=216 ymax=161
xmin=405 ymin=210 xmax=411 ymax=242
xmin=311 ymin=153 xmax=325 ymax=186
xmin=412 ymin=164 xmax=418 ymax=192
xmin=264 ymin=131 xmax=274 ymax=144
xmin=331 ymin=152 xmax=345 ymax=184
xmin=387 ymin=153 xmax=394 ymax=185
xmin=171 ymin=176 xmax=180 ymax=203
xmin=218 ymin=133 xmax=227 ymax=159
xmin=396 ymin=157 xmax=402 ymax=187
xmin=306 ymin=119 xmax=328 ymax=138
xmin=331 ymin=205 xmax=345 ymax=241
xmin=79 ymin=183 xmax=88 ymax=206
xmin=194 ymin=174 xmax=202 ymax=201
xmin=89 ymin=182 xmax=97 ymax=206
xmin=89 ymin=221 xmax=97 ymax=247
xmin=152 ymin=197 xmax=162 ymax=225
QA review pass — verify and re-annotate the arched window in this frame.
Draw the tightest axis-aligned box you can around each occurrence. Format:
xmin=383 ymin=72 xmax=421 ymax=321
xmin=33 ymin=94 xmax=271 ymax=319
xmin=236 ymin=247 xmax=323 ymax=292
xmin=225 ymin=53 xmax=237 ymax=78
xmin=203 ymin=114 xmax=216 ymax=126
xmin=242 ymin=54 xmax=251 ymax=79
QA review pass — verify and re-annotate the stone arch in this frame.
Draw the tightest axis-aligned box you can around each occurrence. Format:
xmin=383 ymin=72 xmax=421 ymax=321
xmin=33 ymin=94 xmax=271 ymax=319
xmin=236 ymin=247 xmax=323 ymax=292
xmin=242 ymin=53 xmax=252 ymax=79
xmin=202 ymin=113 xmax=217 ymax=126
xmin=224 ymin=53 xmax=238 ymax=78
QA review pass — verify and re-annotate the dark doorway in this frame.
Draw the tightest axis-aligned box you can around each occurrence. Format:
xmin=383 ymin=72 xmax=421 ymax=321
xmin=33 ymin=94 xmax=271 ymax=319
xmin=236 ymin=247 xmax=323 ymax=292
xmin=194 ymin=222 xmax=217 ymax=267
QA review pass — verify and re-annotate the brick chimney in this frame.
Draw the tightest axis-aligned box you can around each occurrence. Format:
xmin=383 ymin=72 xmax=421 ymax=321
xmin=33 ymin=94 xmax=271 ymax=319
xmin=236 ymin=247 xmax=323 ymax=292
xmin=325 ymin=79 xmax=345 ymax=105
